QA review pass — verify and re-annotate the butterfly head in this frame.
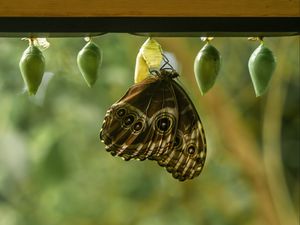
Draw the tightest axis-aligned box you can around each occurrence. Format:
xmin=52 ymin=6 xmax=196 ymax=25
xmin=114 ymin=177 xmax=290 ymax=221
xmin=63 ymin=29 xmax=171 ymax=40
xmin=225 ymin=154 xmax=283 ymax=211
xmin=149 ymin=53 xmax=179 ymax=80
xmin=150 ymin=69 xmax=179 ymax=80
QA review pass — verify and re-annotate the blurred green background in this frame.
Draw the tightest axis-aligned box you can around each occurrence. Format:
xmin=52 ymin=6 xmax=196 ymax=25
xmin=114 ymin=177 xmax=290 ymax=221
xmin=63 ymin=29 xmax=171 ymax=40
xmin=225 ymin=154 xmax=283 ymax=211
xmin=0 ymin=35 xmax=299 ymax=225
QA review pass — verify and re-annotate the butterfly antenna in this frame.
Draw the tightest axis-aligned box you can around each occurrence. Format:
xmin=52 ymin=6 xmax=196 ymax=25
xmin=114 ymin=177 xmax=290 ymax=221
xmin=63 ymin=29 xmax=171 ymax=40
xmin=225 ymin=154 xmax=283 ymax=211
xmin=161 ymin=54 xmax=175 ymax=71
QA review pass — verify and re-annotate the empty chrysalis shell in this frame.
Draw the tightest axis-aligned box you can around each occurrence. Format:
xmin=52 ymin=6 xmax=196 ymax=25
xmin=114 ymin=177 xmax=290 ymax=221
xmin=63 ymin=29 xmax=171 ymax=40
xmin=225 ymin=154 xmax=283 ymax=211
xmin=134 ymin=51 xmax=149 ymax=83
xmin=141 ymin=38 xmax=163 ymax=68
xmin=194 ymin=43 xmax=221 ymax=95
xmin=19 ymin=43 xmax=45 ymax=95
xmin=134 ymin=38 xmax=163 ymax=83
xmin=77 ymin=41 xmax=102 ymax=87
xmin=248 ymin=43 xmax=276 ymax=96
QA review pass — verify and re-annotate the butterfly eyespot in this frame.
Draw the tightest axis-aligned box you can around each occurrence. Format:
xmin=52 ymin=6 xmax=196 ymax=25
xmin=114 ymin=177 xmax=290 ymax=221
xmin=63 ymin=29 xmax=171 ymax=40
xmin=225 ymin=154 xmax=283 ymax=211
xmin=155 ymin=115 xmax=174 ymax=134
xmin=131 ymin=120 xmax=145 ymax=134
xmin=133 ymin=121 xmax=143 ymax=131
xmin=116 ymin=108 xmax=126 ymax=118
xmin=123 ymin=114 xmax=135 ymax=126
xmin=173 ymin=136 xmax=182 ymax=147
xmin=157 ymin=117 xmax=170 ymax=131
xmin=187 ymin=146 xmax=196 ymax=154
xmin=153 ymin=113 xmax=175 ymax=134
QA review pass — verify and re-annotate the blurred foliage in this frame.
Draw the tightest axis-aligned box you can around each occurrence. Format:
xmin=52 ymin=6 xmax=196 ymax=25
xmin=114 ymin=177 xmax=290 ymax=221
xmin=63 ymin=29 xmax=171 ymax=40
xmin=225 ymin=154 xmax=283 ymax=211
xmin=0 ymin=34 xmax=299 ymax=225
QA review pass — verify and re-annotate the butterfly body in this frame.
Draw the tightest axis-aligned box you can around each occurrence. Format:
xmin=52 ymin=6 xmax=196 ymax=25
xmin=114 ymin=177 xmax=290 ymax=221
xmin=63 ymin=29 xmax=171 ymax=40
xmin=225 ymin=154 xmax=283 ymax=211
xmin=100 ymin=69 xmax=206 ymax=181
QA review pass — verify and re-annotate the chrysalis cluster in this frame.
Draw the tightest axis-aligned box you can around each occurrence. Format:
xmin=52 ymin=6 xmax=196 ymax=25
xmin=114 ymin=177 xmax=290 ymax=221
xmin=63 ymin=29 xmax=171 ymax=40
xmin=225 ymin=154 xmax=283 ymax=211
xmin=17 ymin=36 xmax=277 ymax=98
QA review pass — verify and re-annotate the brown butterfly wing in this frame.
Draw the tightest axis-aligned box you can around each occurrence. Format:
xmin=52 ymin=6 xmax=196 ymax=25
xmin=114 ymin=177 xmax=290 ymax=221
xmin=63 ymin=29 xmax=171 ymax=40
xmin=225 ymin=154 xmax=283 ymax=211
xmin=156 ymin=80 xmax=207 ymax=181
xmin=100 ymin=76 xmax=178 ymax=161
xmin=100 ymin=71 xmax=207 ymax=181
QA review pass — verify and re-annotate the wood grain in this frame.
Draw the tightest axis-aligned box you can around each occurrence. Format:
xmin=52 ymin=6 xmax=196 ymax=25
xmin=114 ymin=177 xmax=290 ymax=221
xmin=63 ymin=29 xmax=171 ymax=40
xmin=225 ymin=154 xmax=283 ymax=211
xmin=0 ymin=0 xmax=299 ymax=17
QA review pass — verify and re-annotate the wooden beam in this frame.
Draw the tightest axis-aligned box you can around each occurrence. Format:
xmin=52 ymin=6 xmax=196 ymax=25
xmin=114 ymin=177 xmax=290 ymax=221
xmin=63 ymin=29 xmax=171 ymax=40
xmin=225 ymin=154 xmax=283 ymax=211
xmin=0 ymin=0 xmax=299 ymax=17
xmin=0 ymin=17 xmax=299 ymax=37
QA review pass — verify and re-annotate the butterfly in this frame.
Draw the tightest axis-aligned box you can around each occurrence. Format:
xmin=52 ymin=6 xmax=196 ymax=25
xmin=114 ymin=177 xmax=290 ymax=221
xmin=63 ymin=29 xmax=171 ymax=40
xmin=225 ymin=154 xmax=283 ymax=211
xmin=100 ymin=58 xmax=207 ymax=181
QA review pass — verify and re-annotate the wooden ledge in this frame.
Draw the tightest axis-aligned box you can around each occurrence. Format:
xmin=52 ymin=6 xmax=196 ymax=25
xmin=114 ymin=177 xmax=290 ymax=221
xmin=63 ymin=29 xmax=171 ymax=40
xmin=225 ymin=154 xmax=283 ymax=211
xmin=0 ymin=0 xmax=299 ymax=17
xmin=0 ymin=17 xmax=299 ymax=37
